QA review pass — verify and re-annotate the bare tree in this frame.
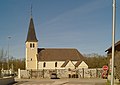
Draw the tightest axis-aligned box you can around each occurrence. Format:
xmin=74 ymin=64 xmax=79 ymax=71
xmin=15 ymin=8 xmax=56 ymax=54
xmin=84 ymin=53 xmax=109 ymax=68
xmin=0 ymin=49 xmax=7 ymax=69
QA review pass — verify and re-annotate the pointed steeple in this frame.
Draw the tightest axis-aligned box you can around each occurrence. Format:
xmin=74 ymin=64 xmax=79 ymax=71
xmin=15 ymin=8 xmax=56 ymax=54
xmin=26 ymin=4 xmax=38 ymax=42
xmin=26 ymin=17 xmax=38 ymax=42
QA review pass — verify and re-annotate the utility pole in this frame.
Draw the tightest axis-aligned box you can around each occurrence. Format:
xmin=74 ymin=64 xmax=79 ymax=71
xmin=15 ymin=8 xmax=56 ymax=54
xmin=111 ymin=0 xmax=116 ymax=85
xmin=7 ymin=36 xmax=11 ymax=73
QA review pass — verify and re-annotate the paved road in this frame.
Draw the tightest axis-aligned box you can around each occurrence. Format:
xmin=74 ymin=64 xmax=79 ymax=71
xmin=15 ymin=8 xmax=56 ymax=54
xmin=13 ymin=78 xmax=107 ymax=85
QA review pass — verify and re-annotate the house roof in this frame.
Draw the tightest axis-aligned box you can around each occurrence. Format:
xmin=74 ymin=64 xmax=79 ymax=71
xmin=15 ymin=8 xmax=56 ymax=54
xmin=105 ymin=40 xmax=120 ymax=53
xmin=61 ymin=60 xmax=69 ymax=67
xmin=37 ymin=48 xmax=84 ymax=61
xmin=26 ymin=17 xmax=38 ymax=42
xmin=74 ymin=60 xmax=82 ymax=67
xmin=75 ymin=61 xmax=88 ymax=68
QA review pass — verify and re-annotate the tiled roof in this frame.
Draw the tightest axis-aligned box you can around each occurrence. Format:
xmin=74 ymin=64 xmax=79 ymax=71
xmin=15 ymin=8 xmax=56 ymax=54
xmin=26 ymin=17 xmax=38 ymax=42
xmin=74 ymin=60 xmax=82 ymax=67
xmin=61 ymin=60 xmax=69 ymax=67
xmin=37 ymin=48 xmax=84 ymax=61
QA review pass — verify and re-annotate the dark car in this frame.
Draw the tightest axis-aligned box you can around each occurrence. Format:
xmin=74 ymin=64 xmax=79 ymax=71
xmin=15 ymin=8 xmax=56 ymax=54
xmin=51 ymin=73 xmax=58 ymax=79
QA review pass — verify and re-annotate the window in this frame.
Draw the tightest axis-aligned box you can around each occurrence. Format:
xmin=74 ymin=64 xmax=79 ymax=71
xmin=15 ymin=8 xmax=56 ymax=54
xmin=55 ymin=62 xmax=57 ymax=67
xmin=43 ymin=62 xmax=46 ymax=67
xmin=33 ymin=43 xmax=35 ymax=48
xmin=31 ymin=58 xmax=32 ymax=61
xmin=30 ymin=43 xmax=35 ymax=48
xmin=30 ymin=43 xmax=32 ymax=48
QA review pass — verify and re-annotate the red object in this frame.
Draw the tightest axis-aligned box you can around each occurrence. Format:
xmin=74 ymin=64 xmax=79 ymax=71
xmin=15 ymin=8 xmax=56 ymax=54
xmin=102 ymin=65 xmax=108 ymax=70
xmin=102 ymin=71 xmax=108 ymax=79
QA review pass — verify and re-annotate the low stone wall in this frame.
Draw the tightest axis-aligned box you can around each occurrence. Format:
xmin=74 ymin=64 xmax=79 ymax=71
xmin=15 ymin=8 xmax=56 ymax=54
xmin=18 ymin=69 xmax=30 ymax=79
xmin=18 ymin=68 xmax=103 ymax=79
xmin=0 ymin=77 xmax=15 ymax=85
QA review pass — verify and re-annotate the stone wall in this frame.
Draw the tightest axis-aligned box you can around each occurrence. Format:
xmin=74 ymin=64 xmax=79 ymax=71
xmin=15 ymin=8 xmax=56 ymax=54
xmin=18 ymin=69 xmax=30 ymax=79
xmin=18 ymin=68 xmax=103 ymax=79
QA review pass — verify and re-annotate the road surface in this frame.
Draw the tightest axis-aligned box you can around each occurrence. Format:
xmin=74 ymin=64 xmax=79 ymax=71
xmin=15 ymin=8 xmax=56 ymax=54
xmin=13 ymin=78 xmax=107 ymax=85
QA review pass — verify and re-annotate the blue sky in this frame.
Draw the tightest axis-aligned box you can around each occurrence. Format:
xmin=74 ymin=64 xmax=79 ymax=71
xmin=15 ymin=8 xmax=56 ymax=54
xmin=0 ymin=0 xmax=120 ymax=58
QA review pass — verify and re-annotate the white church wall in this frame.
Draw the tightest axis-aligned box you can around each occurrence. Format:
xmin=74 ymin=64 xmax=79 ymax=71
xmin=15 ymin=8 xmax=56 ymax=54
xmin=77 ymin=61 xmax=88 ymax=69
xmin=65 ymin=61 xmax=75 ymax=69
xmin=38 ymin=61 xmax=64 ymax=69
xmin=72 ymin=61 xmax=77 ymax=65
xmin=38 ymin=61 xmax=79 ymax=70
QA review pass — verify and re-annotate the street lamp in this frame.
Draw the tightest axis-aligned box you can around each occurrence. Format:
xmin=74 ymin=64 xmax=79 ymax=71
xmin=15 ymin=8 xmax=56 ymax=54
xmin=7 ymin=36 xmax=11 ymax=73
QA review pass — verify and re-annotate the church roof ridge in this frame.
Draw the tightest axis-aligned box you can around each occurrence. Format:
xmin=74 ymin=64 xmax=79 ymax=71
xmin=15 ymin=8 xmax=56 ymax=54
xmin=38 ymin=48 xmax=77 ymax=50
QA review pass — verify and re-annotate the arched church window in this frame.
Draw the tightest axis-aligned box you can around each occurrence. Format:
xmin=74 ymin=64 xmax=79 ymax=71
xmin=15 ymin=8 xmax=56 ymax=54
xmin=30 ymin=43 xmax=32 ymax=48
xmin=43 ymin=62 xmax=46 ymax=67
xmin=33 ymin=43 xmax=35 ymax=48
xmin=30 ymin=43 xmax=35 ymax=48
xmin=55 ymin=62 xmax=57 ymax=67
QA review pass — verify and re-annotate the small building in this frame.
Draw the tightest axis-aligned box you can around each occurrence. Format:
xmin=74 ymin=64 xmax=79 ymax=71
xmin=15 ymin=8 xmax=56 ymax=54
xmin=105 ymin=40 xmax=120 ymax=73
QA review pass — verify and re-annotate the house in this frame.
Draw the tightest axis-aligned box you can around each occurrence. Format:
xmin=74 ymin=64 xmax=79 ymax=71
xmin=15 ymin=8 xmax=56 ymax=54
xmin=105 ymin=40 xmax=120 ymax=73
xmin=25 ymin=16 xmax=87 ymax=71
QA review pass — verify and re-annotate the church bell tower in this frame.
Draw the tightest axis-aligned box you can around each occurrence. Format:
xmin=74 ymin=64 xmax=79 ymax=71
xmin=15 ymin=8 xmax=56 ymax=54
xmin=25 ymin=16 xmax=38 ymax=70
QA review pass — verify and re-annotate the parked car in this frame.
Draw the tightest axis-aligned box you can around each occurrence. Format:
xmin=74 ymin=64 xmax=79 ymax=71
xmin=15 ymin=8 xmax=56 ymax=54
xmin=51 ymin=73 xmax=59 ymax=79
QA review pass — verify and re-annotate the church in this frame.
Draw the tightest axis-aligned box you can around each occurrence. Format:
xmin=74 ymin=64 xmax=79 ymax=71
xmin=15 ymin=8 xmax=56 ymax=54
xmin=25 ymin=16 xmax=88 ymax=71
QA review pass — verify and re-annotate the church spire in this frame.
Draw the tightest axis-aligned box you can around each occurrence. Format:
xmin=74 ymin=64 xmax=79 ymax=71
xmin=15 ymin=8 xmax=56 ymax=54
xmin=26 ymin=6 xmax=38 ymax=42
